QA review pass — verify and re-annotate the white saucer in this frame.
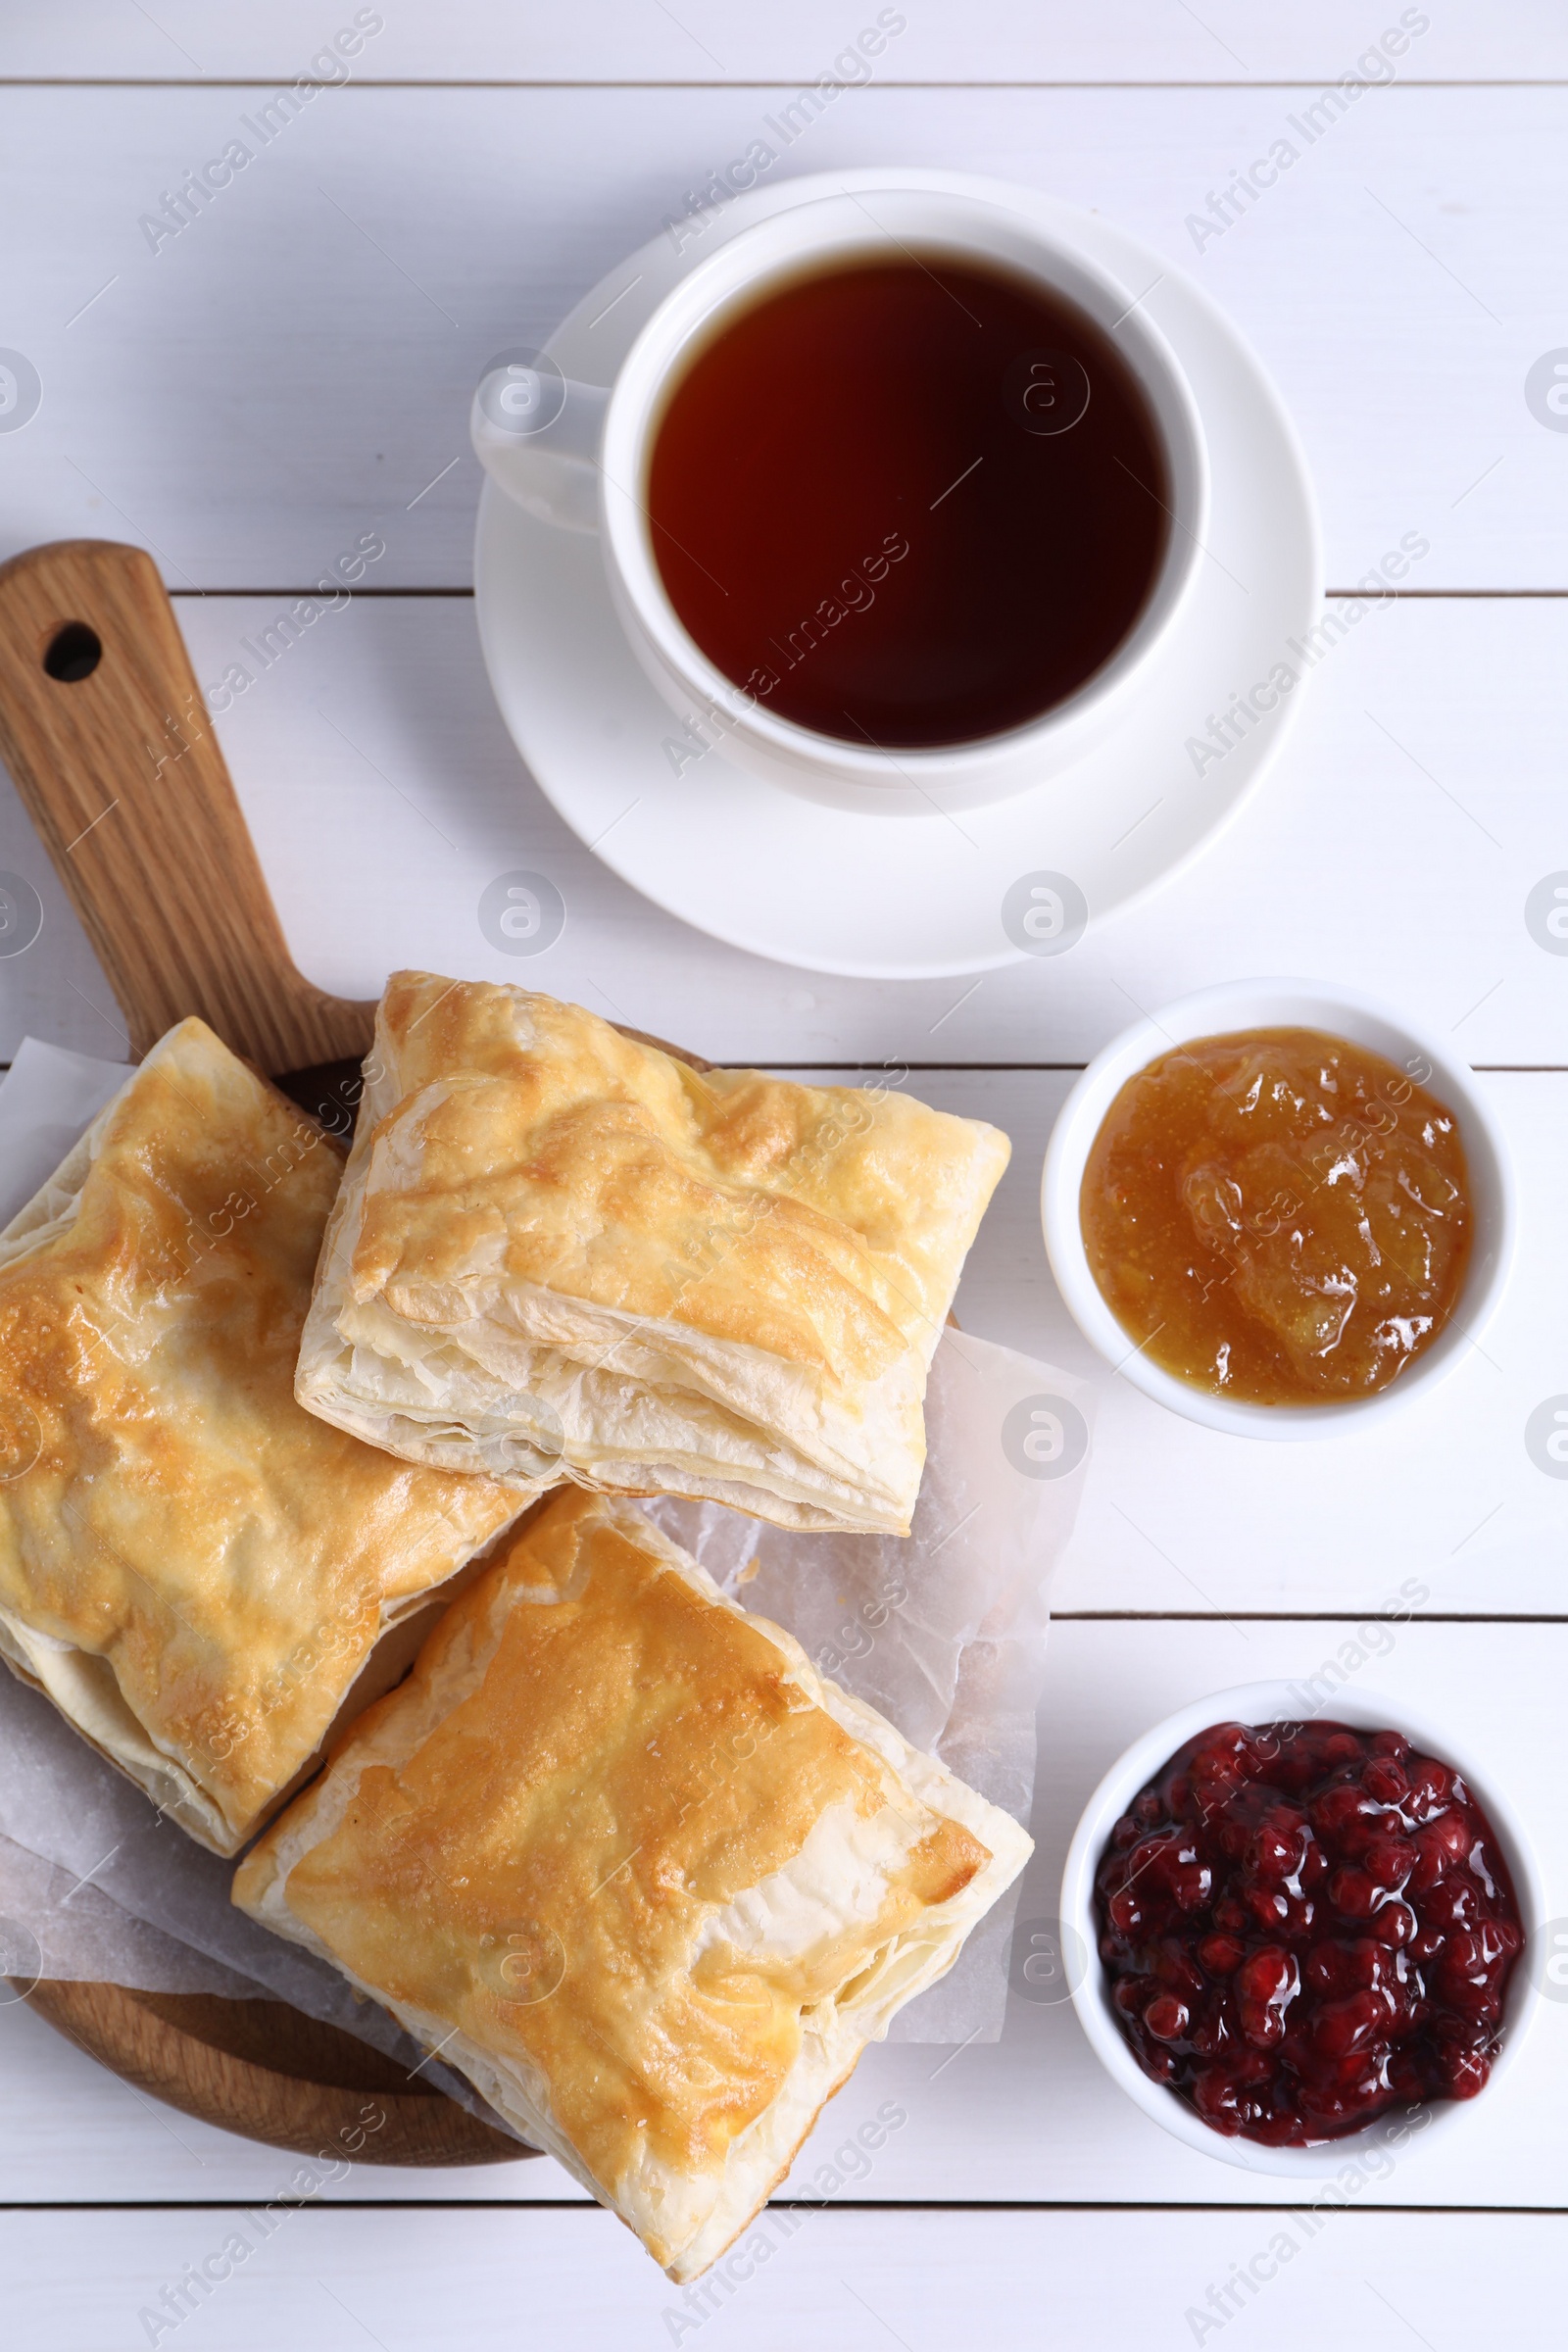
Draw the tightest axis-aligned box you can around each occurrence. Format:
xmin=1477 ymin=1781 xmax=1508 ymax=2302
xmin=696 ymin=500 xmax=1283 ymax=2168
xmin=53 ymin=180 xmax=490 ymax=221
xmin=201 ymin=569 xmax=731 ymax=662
xmin=473 ymin=169 xmax=1322 ymax=981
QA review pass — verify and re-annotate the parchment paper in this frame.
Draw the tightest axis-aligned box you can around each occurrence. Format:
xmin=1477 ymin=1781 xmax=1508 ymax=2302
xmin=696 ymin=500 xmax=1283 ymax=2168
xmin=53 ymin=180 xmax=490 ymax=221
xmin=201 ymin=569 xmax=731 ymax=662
xmin=0 ymin=1038 xmax=1095 ymax=2070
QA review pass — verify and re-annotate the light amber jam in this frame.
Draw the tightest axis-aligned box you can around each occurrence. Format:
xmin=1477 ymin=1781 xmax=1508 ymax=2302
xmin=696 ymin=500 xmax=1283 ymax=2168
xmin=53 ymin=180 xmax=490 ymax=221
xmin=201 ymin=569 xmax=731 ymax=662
xmin=1080 ymin=1027 xmax=1473 ymax=1404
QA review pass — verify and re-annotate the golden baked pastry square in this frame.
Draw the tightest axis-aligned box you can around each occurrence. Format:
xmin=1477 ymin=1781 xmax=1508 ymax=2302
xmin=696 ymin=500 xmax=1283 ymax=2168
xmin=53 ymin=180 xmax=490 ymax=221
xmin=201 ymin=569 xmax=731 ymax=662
xmin=0 ymin=1019 xmax=520 ymax=1855
xmin=295 ymin=975 xmax=1010 ymax=1533
xmin=234 ymin=1487 xmax=1031 ymax=2278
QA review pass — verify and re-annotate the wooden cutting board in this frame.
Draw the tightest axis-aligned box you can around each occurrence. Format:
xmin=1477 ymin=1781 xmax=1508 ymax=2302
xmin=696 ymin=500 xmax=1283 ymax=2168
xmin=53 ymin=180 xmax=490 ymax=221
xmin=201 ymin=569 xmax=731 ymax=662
xmin=22 ymin=1980 xmax=522 ymax=2166
xmin=0 ymin=538 xmax=377 ymax=1125
xmin=0 ymin=537 xmax=706 ymax=1117
xmin=0 ymin=536 xmax=711 ymax=2163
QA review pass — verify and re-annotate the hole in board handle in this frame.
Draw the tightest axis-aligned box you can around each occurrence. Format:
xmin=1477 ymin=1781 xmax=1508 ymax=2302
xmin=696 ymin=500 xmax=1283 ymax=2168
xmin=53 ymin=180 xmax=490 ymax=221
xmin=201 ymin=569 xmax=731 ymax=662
xmin=43 ymin=623 xmax=102 ymax=683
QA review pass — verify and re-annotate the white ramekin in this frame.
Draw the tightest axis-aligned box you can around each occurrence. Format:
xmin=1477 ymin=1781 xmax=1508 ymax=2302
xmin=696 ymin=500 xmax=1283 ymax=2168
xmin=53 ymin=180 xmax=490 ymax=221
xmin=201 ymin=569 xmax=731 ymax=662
xmin=1040 ymin=979 xmax=1516 ymax=1439
xmin=1059 ymin=1678 xmax=1545 ymax=2179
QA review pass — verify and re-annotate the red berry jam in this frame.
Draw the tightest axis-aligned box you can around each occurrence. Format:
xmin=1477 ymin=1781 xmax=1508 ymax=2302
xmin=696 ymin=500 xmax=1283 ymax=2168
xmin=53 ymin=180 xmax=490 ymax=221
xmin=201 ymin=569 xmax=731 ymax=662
xmin=1094 ymin=1721 xmax=1524 ymax=2145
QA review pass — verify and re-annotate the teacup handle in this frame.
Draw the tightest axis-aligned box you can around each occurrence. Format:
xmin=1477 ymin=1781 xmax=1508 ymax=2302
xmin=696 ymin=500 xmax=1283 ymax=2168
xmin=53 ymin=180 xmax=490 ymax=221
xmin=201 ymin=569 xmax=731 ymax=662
xmin=469 ymin=363 xmax=611 ymax=535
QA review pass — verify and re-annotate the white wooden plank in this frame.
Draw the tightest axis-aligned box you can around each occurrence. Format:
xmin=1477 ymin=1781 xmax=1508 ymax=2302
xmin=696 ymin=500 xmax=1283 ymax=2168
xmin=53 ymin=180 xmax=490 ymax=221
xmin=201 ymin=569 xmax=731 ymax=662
xmin=0 ymin=88 xmax=1562 ymax=589
xmin=6 ymin=612 xmax=1568 ymax=1604
xmin=12 ymin=2201 xmax=1568 ymax=2352
xmin=4 ymin=592 xmax=1564 ymax=1070
xmin=4 ymin=2196 xmax=1564 ymax=2352
xmin=2 ymin=1622 xmax=1564 ymax=2209
xmin=9 ymin=2201 xmax=1560 ymax=2352
xmin=4 ymin=1028 xmax=1551 ymax=1624
xmin=1 ymin=1 xmax=1561 ymax=87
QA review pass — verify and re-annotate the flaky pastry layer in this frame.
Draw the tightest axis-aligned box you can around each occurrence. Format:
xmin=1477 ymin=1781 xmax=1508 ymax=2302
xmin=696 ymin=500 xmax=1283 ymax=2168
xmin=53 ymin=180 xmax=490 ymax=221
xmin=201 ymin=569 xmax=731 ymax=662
xmin=294 ymin=976 xmax=1009 ymax=1533
xmin=234 ymin=1489 xmax=1031 ymax=2278
xmin=0 ymin=1019 xmax=520 ymax=1853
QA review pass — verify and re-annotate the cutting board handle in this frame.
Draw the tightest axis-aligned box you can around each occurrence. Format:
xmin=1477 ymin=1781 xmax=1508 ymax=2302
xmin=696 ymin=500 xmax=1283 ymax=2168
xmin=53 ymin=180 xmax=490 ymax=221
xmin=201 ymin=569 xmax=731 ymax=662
xmin=0 ymin=539 xmax=373 ymax=1070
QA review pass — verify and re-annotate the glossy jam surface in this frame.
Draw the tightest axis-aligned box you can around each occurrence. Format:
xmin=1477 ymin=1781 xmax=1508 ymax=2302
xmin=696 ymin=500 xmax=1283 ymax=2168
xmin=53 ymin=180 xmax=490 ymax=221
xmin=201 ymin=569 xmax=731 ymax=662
xmin=1095 ymin=1720 xmax=1524 ymax=2146
xmin=1079 ymin=1027 xmax=1472 ymax=1404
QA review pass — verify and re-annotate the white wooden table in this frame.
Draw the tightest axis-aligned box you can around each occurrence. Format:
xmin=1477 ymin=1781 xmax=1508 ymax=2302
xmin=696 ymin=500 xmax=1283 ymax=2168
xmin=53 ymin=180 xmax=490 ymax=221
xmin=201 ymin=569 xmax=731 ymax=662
xmin=3 ymin=7 xmax=1567 ymax=2343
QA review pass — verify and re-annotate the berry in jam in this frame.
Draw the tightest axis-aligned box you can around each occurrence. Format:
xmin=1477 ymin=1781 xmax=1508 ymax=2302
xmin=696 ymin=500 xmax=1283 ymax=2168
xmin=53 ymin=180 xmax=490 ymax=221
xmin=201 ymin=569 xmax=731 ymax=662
xmin=1094 ymin=1720 xmax=1524 ymax=2145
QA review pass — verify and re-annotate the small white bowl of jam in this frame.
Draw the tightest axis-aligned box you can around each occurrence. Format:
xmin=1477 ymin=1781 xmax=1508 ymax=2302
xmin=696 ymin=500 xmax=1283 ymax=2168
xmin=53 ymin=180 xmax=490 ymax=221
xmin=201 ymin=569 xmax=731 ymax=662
xmin=1041 ymin=980 xmax=1515 ymax=1437
xmin=1059 ymin=1681 xmax=1544 ymax=2176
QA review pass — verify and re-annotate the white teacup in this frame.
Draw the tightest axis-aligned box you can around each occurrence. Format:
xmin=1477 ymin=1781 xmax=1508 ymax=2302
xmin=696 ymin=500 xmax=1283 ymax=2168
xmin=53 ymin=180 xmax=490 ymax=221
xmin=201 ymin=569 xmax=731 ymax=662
xmin=471 ymin=182 xmax=1208 ymax=815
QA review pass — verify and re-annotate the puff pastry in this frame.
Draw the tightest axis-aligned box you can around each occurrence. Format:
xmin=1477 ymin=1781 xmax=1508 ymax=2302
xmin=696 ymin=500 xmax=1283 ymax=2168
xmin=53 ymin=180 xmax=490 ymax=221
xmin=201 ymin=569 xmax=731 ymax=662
xmin=0 ymin=1019 xmax=521 ymax=1855
xmin=234 ymin=1488 xmax=1031 ymax=2278
xmin=295 ymin=975 xmax=1010 ymax=1533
